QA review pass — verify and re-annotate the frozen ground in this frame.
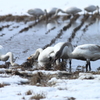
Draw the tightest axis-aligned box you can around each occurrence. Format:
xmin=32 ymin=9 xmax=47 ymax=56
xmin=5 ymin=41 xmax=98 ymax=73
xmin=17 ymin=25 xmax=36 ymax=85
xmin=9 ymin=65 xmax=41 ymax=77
xmin=0 ymin=0 xmax=100 ymax=100
xmin=1 ymin=72 xmax=100 ymax=100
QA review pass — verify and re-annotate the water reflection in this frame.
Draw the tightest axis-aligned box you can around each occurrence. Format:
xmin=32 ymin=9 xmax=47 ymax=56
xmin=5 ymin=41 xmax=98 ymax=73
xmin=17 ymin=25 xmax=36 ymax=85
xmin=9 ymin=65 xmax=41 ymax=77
xmin=71 ymin=21 xmax=80 ymax=27
xmin=46 ymin=19 xmax=60 ymax=31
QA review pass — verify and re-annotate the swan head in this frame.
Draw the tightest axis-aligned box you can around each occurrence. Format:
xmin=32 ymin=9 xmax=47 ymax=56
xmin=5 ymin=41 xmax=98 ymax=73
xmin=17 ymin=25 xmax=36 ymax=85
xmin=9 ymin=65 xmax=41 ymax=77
xmin=27 ymin=55 xmax=35 ymax=64
xmin=27 ymin=55 xmax=34 ymax=60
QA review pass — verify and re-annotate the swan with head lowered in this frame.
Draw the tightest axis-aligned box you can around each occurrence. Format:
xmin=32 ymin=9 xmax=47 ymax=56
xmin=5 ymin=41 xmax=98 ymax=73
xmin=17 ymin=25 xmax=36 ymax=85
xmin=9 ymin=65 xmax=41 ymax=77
xmin=54 ymin=43 xmax=100 ymax=72
xmin=84 ymin=5 xmax=99 ymax=14
xmin=55 ymin=7 xmax=82 ymax=16
xmin=28 ymin=42 xmax=73 ymax=69
xmin=37 ymin=47 xmax=55 ymax=67
xmin=0 ymin=45 xmax=18 ymax=66
xmin=27 ymin=8 xmax=45 ymax=22
xmin=28 ymin=48 xmax=43 ymax=61
xmin=53 ymin=42 xmax=73 ymax=72
xmin=28 ymin=47 xmax=55 ymax=67
xmin=44 ymin=7 xmax=59 ymax=20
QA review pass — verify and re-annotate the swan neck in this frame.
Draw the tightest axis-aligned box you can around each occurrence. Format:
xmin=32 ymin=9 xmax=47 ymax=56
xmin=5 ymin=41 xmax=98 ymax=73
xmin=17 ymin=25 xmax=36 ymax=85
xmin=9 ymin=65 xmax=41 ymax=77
xmin=33 ymin=48 xmax=43 ymax=59
xmin=44 ymin=9 xmax=48 ymax=15
xmin=60 ymin=9 xmax=66 ymax=13
xmin=7 ymin=52 xmax=15 ymax=65
xmin=56 ymin=42 xmax=72 ymax=58
xmin=10 ymin=53 xmax=15 ymax=65
xmin=55 ymin=9 xmax=65 ymax=15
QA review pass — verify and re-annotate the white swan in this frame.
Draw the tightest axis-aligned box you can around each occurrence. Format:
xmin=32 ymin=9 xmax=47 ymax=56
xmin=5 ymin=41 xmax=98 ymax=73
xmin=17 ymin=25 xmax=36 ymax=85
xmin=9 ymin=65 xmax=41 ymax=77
xmin=28 ymin=48 xmax=43 ymax=60
xmin=28 ymin=42 xmax=73 ymax=68
xmin=37 ymin=47 xmax=55 ymax=67
xmin=84 ymin=5 xmax=99 ymax=14
xmin=55 ymin=7 xmax=82 ymax=16
xmin=53 ymin=42 xmax=73 ymax=71
xmin=70 ymin=44 xmax=100 ymax=71
xmin=27 ymin=8 xmax=45 ymax=22
xmin=44 ymin=7 xmax=58 ymax=20
xmin=0 ymin=45 xmax=18 ymax=66
xmin=55 ymin=43 xmax=100 ymax=71
xmin=27 ymin=47 xmax=55 ymax=67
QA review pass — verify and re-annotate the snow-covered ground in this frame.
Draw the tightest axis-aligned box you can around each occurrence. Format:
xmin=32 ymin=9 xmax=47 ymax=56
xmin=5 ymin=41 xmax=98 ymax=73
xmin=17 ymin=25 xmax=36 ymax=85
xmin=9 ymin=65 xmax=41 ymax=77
xmin=1 ymin=72 xmax=100 ymax=100
xmin=0 ymin=0 xmax=100 ymax=100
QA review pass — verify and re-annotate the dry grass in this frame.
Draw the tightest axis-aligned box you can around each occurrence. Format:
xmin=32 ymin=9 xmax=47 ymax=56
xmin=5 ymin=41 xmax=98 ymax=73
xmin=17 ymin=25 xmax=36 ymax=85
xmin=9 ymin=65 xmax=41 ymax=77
xmin=29 ymin=71 xmax=60 ymax=86
xmin=53 ymin=62 xmax=67 ymax=71
xmin=91 ymin=71 xmax=100 ymax=75
xmin=0 ymin=83 xmax=6 ymax=88
xmin=22 ymin=97 xmax=25 ymax=100
xmin=17 ymin=93 xmax=21 ymax=95
xmin=62 ymin=15 xmax=71 ymax=21
xmin=30 ymin=72 xmax=51 ymax=86
xmin=57 ymin=87 xmax=67 ymax=90
xmin=30 ymin=92 xmax=46 ymax=100
xmin=0 ymin=14 xmax=33 ymax=22
xmin=68 ymin=97 xmax=76 ymax=100
xmin=25 ymin=90 xmax=33 ymax=95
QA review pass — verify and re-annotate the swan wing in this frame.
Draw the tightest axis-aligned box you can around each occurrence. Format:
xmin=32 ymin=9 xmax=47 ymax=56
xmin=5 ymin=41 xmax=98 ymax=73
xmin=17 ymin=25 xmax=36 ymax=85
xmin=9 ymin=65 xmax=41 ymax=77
xmin=89 ymin=45 xmax=100 ymax=52
xmin=79 ymin=44 xmax=100 ymax=53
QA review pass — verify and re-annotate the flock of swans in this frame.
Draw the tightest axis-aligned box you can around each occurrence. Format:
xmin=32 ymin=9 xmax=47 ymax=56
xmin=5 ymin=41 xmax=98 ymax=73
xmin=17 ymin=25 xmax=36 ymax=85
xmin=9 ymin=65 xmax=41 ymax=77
xmin=1 ymin=41 xmax=100 ymax=72
xmin=27 ymin=7 xmax=59 ymax=22
xmin=27 ymin=5 xmax=99 ymax=22
xmin=27 ymin=42 xmax=100 ymax=72
xmin=0 ymin=5 xmax=100 ymax=72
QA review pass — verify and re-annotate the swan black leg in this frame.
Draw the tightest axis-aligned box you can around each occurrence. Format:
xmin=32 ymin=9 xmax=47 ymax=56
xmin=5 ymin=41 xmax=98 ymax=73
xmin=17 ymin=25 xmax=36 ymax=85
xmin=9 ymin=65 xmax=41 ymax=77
xmin=69 ymin=59 xmax=72 ymax=73
xmin=86 ymin=60 xmax=91 ymax=72
xmin=88 ymin=61 xmax=91 ymax=71
xmin=86 ymin=61 xmax=88 ymax=72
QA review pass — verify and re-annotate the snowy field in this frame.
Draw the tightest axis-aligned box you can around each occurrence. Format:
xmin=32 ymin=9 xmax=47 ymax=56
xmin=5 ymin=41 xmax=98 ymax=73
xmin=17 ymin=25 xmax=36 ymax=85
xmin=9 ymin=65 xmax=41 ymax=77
xmin=0 ymin=0 xmax=100 ymax=100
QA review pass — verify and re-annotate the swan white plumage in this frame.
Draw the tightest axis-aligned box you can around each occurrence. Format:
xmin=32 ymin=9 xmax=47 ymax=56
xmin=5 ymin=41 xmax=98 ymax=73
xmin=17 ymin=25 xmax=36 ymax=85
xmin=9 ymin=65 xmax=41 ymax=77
xmin=27 ymin=8 xmax=45 ymax=22
xmin=84 ymin=5 xmax=99 ymax=14
xmin=55 ymin=43 xmax=100 ymax=71
xmin=28 ymin=47 xmax=55 ymax=67
xmin=45 ymin=7 xmax=58 ymax=15
xmin=28 ymin=42 xmax=73 ymax=68
xmin=70 ymin=44 xmax=100 ymax=71
xmin=28 ymin=48 xmax=43 ymax=60
xmin=53 ymin=42 xmax=73 ymax=72
xmin=55 ymin=7 xmax=82 ymax=16
xmin=44 ymin=7 xmax=59 ymax=20
xmin=0 ymin=45 xmax=18 ymax=66
xmin=37 ymin=47 xmax=55 ymax=67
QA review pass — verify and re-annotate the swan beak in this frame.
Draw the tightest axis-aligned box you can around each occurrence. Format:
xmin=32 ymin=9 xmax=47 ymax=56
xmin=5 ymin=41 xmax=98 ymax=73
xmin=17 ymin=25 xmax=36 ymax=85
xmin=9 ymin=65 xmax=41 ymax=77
xmin=27 ymin=57 xmax=31 ymax=60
